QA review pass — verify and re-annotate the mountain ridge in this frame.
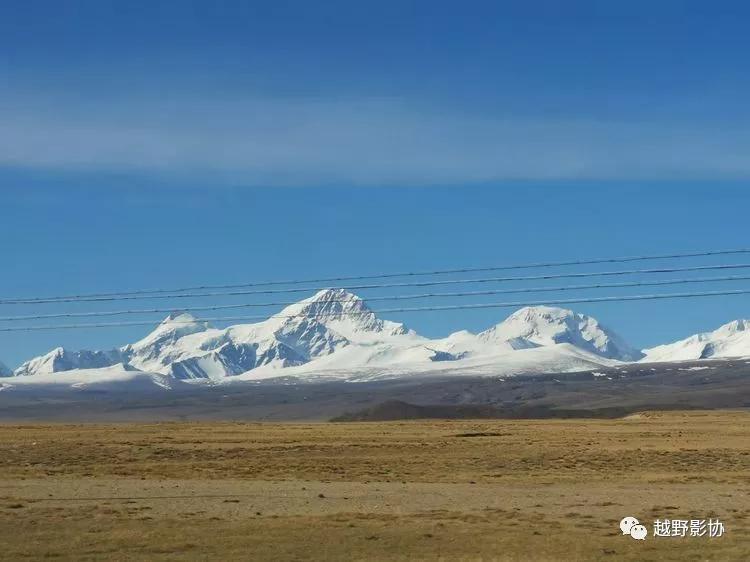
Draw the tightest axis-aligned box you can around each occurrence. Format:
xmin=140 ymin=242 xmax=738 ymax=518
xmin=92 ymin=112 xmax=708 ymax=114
xmin=642 ymin=318 xmax=750 ymax=362
xmin=6 ymin=289 xmax=750 ymax=387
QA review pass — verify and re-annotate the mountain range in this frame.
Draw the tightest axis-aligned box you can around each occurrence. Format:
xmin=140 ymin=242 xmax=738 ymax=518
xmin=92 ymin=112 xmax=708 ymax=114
xmin=1 ymin=288 xmax=749 ymax=390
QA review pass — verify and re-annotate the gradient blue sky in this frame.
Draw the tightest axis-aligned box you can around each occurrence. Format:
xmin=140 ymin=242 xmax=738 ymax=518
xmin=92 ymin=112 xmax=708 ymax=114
xmin=1 ymin=1 xmax=749 ymax=367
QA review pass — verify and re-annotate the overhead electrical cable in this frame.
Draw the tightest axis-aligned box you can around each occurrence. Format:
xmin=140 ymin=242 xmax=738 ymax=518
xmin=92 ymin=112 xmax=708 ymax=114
xmin=1 ymin=274 xmax=749 ymax=322
xmin=1 ymin=287 xmax=749 ymax=332
xmin=3 ymin=262 xmax=750 ymax=305
xmin=2 ymin=248 xmax=750 ymax=304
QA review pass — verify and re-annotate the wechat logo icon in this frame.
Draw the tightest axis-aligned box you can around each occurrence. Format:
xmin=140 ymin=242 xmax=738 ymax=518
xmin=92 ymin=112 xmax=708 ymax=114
xmin=620 ymin=516 xmax=648 ymax=540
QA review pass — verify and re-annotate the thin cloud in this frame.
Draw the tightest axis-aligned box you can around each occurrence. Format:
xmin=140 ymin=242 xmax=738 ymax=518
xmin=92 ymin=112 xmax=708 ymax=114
xmin=1 ymin=95 xmax=748 ymax=185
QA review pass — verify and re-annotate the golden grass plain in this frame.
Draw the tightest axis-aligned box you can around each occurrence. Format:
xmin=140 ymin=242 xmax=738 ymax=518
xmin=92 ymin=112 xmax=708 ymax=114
xmin=0 ymin=410 xmax=748 ymax=561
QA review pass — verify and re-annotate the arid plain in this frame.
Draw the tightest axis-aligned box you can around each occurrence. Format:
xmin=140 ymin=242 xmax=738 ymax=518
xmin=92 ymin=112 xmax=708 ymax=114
xmin=0 ymin=411 xmax=748 ymax=561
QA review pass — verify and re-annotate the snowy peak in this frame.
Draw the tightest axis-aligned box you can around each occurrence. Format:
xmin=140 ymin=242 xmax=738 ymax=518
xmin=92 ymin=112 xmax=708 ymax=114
xmin=128 ymin=313 xmax=209 ymax=352
xmin=9 ymin=298 xmax=649 ymax=383
xmin=713 ymin=319 xmax=749 ymax=337
xmin=643 ymin=318 xmax=750 ymax=362
xmin=281 ymin=289 xmax=408 ymax=337
xmin=9 ymin=290 xmax=413 ymax=381
xmin=143 ymin=312 xmax=208 ymax=341
xmin=283 ymin=289 xmax=368 ymax=319
xmin=478 ymin=306 xmax=643 ymax=361
xmin=14 ymin=346 xmax=125 ymax=377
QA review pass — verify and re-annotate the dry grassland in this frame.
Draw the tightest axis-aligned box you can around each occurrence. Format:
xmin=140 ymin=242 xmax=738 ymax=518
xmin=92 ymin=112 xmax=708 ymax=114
xmin=0 ymin=411 xmax=748 ymax=561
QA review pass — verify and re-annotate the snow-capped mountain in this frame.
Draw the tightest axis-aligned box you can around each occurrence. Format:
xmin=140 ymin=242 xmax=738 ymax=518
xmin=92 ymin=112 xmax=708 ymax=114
xmin=1 ymin=364 xmax=184 ymax=393
xmin=477 ymin=306 xmax=644 ymax=362
xmin=124 ymin=304 xmax=351 ymax=380
xmin=280 ymin=288 xmax=409 ymax=339
xmin=642 ymin=319 xmax=750 ymax=362
xmin=13 ymin=290 xmax=411 ymax=381
xmin=13 ymin=289 xmax=744 ymax=389
xmin=0 ymin=360 xmax=11 ymax=377
xmin=14 ymin=347 xmax=126 ymax=377
xmin=11 ymin=291 xmax=629 ymax=384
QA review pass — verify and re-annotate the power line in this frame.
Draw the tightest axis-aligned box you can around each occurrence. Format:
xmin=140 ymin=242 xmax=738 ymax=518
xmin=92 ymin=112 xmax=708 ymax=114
xmin=1 ymin=287 xmax=748 ymax=332
xmin=2 ymin=274 xmax=750 ymax=322
xmin=3 ymin=248 xmax=750 ymax=303
xmin=3 ymin=262 xmax=750 ymax=305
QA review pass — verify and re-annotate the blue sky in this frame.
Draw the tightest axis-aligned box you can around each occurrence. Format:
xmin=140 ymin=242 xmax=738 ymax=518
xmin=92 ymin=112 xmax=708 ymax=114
xmin=1 ymin=1 xmax=749 ymax=366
